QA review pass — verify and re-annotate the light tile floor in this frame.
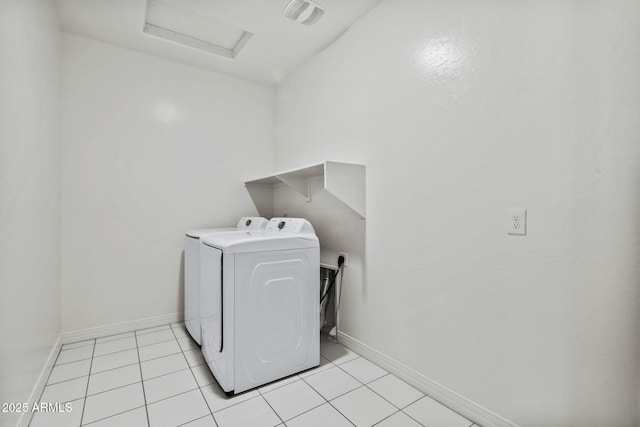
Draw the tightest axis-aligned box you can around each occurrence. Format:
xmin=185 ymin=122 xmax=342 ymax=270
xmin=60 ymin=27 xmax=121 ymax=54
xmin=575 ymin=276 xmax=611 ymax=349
xmin=30 ymin=324 xmax=480 ymax=427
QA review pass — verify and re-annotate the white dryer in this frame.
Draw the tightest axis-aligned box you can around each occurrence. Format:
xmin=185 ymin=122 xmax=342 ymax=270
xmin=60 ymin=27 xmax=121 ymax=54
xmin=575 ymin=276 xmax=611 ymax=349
xmin=184 ymin=217 xmax=268 ymax=344
xmin=200 ymin=218 xmax=320 ymax=394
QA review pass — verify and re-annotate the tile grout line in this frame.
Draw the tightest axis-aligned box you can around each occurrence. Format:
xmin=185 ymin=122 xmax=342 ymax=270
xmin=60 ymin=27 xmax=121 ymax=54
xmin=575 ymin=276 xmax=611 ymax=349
xmin=87 ymin=360 xmax=139 ymax=377
xmin=81 ymin=405 xmax=146 ymax=426
xmin=259 ymin=391 xmax=287 ymax=425
xmin=370 ymin=409 xmax=402 ymax=427
xmin=46 ymin=376 xmax=87 ymax=387
xmin=400 ymin=394 xmax=428 ymax=411
xmin=137 ymin=337 xmax=178 ymax=348
xmin=137 ymin=348 xmax=204 ymax=381
xmin=142 ymin=384 xmax=200 ymax=406
xmin=398 ymin=389 xmax=474 ymax=425
xmin=55 ymin=345 xmax=97 ymax=366
xmin=400 ymin=408 xmax=429 ymax=427
xmin=335 ymin=359 xmax=413 ymax=408
xmin=170 ymin=325 xmax=220 ymax=427
xmin=338 ymin=359 xmax=384 ymax=386
xmin=93 ymin=345 xmax=138 ymax=359
xmin=86 ymin=379 xmax=143 ymax=399
xmin=56 ymin=342 xmax=141 ymax=367
xmin=296 ymin=361 xmax=337 ymax=381
xmin=297 ymin=362 xmax=337 ymax=378
xmin=54 ymin=357 xmax=94 ymax=367
xmin=45 ymin=359 xmax=93 ymax=386
xmin=137 ymin=349 xmax=183 ymax=364
xmin=263 ymin=385 xmax=328 ymax=425
xmin=332 ymin=354 xmax=430 ymax=427
xmin=199 ymin=386 xmax=263 ymax=416
xmin=175 ymin=413 xmax=212 ymax=427
xmin=298 ymin=374 xmax=357 ymax=427
xmin=143 ymin=365 xmax=193 ymax=385
xmin=78 ymin=340 xmax=96 ymax=426
xmin=93 ymin=333 xmax=136 ymax=344
xmin=75 ymin=343 xmax=184 ymax=372
xmin=68 ymin=325 xmax=172 ymax=349
xmin=327 ymin=355 xmax=361 ymax=367
xmin=133 ymin=328 xmax=151 ymax=427
xmin=338 ymin=359 xmax=426 ymax=411
xmin=258 ymin=374 xmax=301 ymax=396
xmin=204 ymin=394 xmax=280 ymax=423
xmin=135 ymin=325 xmax=172 ymax=336
xmin=61 ymin=341 xmax=96 ymax=350
xmin=257 ymin=374 xmax=328 ymax=425
xmin=301 ymin=369 xmax=361 ymax=403
xmin=93 ymin=333 xmax=178 ymax=355
xmin=422 ymin=394 xmax=476 ymax=426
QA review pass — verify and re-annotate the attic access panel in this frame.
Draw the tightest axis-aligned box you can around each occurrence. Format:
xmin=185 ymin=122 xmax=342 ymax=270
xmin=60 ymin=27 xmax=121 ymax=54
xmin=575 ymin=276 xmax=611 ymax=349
xmin=144 ymin=0 xmax=252 ymax=58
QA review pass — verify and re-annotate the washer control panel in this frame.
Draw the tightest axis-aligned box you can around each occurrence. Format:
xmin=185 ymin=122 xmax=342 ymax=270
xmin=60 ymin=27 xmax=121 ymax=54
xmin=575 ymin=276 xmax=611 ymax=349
xmin=265 ymin=217 xmax=315 ymax=234
xmin=236 ymin=217 xmax=268 ymax=230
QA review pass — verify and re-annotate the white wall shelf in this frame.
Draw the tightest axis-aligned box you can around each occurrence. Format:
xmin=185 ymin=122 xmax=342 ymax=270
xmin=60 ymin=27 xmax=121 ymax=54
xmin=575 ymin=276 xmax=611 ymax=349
xmin=244 ymin=161 xmax=366 ymax=219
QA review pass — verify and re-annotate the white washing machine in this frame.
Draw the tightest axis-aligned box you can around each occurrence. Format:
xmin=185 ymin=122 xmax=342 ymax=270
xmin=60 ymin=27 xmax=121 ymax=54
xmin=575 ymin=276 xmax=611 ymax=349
xmin=184 ymin=217 xmax=268 ymax=345
xmin=200 ymin=218 xmax=320 ymax=394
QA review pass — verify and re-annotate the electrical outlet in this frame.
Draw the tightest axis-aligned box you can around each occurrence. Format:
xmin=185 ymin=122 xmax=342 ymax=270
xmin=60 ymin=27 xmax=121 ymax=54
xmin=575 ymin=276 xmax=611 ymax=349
xmin=507 ymin=209 xmax=527 ymax=235
xmin=338 ymin=252 xmax=348 ymax=267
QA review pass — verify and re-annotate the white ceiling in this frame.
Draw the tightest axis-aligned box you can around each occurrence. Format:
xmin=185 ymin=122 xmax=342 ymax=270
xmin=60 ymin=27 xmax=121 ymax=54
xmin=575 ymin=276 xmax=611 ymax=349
xmin=54 ymin=0 xmax=381 ymax=85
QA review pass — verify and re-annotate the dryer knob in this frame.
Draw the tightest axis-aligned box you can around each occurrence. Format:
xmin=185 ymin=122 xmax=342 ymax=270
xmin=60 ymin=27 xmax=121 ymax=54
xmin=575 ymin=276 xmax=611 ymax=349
xmin=245 ymin=219 xmax=252 ymax=226
xmin=278 ymin=221 xmax=286 ymax=229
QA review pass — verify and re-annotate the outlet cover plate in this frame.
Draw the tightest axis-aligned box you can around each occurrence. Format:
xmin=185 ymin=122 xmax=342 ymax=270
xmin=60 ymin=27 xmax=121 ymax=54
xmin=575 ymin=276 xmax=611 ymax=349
xmin=507 ymin=208 xmax=527 ymax=236
xmin=338 ymin=252 xmax=349 ymax=267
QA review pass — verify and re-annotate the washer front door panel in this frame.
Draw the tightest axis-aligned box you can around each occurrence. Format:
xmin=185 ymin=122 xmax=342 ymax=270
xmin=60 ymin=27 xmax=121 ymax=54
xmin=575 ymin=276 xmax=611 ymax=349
xmin=234 ymin=248 xmax=319 ymax=393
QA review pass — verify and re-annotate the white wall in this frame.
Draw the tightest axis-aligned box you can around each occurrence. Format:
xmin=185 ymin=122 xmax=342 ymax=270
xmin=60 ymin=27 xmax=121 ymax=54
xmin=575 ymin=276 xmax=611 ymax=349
xmin=60 ymin=34 xmax=275 ymax=333
xmin=275 ymin=1 xmax=640 ymax=425
xmin=0 ymin=1 xmax=61 ymax=426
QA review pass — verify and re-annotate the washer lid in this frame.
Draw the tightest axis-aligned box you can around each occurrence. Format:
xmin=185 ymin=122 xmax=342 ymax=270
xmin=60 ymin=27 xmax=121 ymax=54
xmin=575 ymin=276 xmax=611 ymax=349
xmin=201 ymin=230 xmax=319 ymax=253
xmin=186 ymin=217 xmax=268 ymax=238
xmin=186 ymin=227 xmax=236 ymax=238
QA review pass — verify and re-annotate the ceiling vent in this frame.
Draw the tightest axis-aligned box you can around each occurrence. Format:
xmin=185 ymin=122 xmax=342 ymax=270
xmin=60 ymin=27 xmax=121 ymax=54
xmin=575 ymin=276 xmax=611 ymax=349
xmin=144 ymin=0 xmax=252 ymax=59
xmin=283 ymin=0 xmax=325 ymax=26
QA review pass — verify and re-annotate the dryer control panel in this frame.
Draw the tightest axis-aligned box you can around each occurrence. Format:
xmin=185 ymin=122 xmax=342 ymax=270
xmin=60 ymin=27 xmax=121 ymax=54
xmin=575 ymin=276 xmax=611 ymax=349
xmin=236 ymin=217 xmax=268 ymax=230
xmin=266 ymin=218 xmax=315 ymax=235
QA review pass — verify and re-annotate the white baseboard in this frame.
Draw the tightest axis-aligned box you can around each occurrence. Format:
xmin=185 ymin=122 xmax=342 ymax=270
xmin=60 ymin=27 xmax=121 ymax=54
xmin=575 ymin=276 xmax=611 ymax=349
xmin=337 ymin=331 xmax=518 ymax=427
xmin=62 ymin=312 xmax=183 ymax=344
xmin=17 ymin=334 xmax=62 ymax=427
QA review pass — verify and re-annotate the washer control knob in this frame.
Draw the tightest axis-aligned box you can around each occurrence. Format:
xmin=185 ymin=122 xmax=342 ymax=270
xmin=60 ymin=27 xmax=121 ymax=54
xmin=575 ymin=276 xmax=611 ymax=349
xmin=278 ymin=221 xmax=286 ymax=230
xmin=245 ymin=219 xmax=252 ymax=226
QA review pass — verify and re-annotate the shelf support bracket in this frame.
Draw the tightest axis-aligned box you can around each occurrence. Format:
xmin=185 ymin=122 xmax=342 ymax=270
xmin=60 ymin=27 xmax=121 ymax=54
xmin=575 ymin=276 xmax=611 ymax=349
xmin=275 ymin=174 xmax=311 ymax=202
